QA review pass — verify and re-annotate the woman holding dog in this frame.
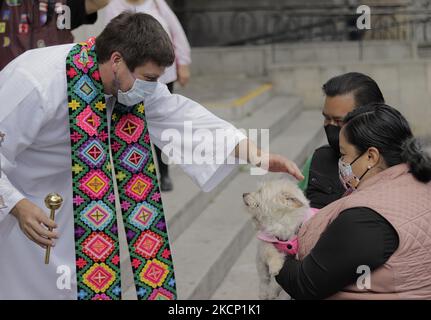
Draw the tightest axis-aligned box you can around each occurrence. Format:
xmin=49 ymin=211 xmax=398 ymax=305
xmin=276 ymin=103 xmax=431 ymax=299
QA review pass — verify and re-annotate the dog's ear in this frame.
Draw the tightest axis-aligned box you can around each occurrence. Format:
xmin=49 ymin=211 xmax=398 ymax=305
xmin=279 ymin=192 xmax=304 ymax=208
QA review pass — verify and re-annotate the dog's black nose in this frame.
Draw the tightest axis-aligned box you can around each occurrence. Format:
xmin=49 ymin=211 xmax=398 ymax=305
xmin=243 ymin=193 xmax=249 ymax=198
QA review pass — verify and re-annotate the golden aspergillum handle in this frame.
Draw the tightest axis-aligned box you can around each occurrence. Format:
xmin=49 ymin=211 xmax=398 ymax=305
xmin=44 ymin=193 xmax=63 ymax=265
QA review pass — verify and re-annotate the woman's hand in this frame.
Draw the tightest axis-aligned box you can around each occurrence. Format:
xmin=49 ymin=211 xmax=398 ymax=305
xmin=85 ymin=0 xmax=110 ymax=14
xmin=11 ymin=199 xmax=58 ymax=248
xmin=177 ymin=64 xmax=191 ymax=87
xmin=125 ymin=0 xmax=146 ymax=4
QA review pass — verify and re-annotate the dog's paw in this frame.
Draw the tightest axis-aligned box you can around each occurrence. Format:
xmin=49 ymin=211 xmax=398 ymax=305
xmin=268 ymin=254 xmax=285 ymax=276
xmin=266 ymin=290 xmax=281 ymax=300
xmin=259 ymin=291 xmax=270 ymax=300
xmin=259 ymin=286 xmax=280 ymax=300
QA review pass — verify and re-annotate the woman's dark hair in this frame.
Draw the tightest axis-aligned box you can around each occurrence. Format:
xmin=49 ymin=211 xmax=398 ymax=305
xmin=96 ymin=12 xmax=175 ymax=71
xmin=322 ymin=72 xmax=385 ymax=107
xmin=343 ymin=103 xmax=431 ymax=183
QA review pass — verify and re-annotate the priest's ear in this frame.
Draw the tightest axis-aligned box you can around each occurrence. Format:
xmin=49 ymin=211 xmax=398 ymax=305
xmin=110 ymin=52 xmax=123 ymax=70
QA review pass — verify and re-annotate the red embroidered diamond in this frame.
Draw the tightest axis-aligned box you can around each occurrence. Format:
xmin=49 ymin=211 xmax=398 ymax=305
xmin=115 ymin=114 xmax=144 ymax=144
xmin=133 ymin=231 xmax=162 ymax=259
xmin=128 ymin=151 xmax=143 ymax=165
xmin=87 ymin=145 xmax=102 ymax=161
xmin=82 ymin=233 xmax=115 ymax=261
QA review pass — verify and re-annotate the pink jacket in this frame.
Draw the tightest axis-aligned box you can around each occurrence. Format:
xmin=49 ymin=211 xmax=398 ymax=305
xmin=298 ymin=164 xmax=431 ymax=299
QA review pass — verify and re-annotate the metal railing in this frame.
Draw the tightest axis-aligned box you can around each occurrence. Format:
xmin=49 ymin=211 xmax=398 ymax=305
xmin=172 ymin=1 xmax=431 ymax=47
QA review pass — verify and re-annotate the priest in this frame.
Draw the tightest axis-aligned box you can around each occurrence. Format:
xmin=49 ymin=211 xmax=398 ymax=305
xmin=0 ymin=12 xmax=303 ymax=300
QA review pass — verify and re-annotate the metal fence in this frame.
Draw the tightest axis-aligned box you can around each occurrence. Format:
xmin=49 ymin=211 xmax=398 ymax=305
xmin=171 ymin=1 xmax=431 ymax=46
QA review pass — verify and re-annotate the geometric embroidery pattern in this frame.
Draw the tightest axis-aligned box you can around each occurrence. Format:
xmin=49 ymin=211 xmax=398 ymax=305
xmin=80 ymin=201 xmax=113 ymax=231
xmin=128 ymin=202 xmax=158 ymax=231
xmin=139 ymin=259 xmax=170 ymax=289
xmin=83 ymin=263 xmax=116 ymax=293
xmin=79 ymin=170 xmax=110 ymax=200
xmin=120 ymin=144 xmax=149 ymax=173
xmin=82 ymin=233 xmax=115 ymax=262
xmin=76 ymin=105 xmax=101 ymax=137
xmin=74 ymin=74 xmax=98 ymax=104
xmin=79 ymin=139 xmax=106 ymax=168
xmin=67 ymin=38 xmax=176 ymax=300
xmin=125 ymin=174 xmax=153 ymax=202
xmin=133 ymin=231 xmax=163 ymax=259
xmin=148 ymin=288 xmax=176 ymax=300
xmin=114 ymin=114 xmax=144 ymax=144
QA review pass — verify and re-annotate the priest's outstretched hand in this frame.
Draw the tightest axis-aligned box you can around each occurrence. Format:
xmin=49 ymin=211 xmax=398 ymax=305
xmin=265 ymin=152 xmax=305 ymax=181
xmin=235 ymin=139 xmax=305 ymax=181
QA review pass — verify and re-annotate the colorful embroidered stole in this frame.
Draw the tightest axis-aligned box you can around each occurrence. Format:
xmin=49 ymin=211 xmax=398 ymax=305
xmin=66 ymin=38 xmax=176 ymax=300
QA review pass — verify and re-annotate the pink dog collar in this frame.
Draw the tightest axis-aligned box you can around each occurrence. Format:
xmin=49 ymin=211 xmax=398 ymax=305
xmin=257 ymin=232 xmax=299 ymax=255
xmin=256 ymin=208 xmax=318 ymax=255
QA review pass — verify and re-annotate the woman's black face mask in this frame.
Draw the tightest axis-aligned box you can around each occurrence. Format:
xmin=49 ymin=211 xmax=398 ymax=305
xmin=324 ymin=125 xmax=341 ymax=155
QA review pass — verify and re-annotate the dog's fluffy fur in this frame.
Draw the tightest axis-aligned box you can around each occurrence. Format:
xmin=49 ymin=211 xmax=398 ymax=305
xmin=243 ymin=179 xmax=310 ymax=299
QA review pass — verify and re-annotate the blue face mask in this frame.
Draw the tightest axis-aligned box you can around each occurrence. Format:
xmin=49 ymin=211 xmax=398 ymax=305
xmin=117 ymin=77 xmax=158 ymax=107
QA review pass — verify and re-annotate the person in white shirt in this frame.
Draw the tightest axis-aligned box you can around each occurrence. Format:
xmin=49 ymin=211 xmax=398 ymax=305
xmin=0 ymin=12 xmax=303 ymax=299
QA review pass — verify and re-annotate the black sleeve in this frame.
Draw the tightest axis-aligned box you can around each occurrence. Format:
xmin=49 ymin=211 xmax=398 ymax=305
xmin=67 ymin=0 xmax=98 ymax=30
xmin=275 ymin=207 xmax=399 ymax=300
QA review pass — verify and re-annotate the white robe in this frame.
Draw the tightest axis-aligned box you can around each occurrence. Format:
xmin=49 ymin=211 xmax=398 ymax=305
xmin=0 ymin=44 xmax=246 ymax=299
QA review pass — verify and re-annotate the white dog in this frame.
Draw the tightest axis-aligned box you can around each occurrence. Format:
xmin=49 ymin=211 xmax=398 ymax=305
xmin=243 ymin=179 xmax=312 ymax=300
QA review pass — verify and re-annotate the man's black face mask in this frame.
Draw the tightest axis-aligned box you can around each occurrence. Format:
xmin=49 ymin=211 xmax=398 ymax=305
xmin=324 ymin=124 xmax=341 ymax=155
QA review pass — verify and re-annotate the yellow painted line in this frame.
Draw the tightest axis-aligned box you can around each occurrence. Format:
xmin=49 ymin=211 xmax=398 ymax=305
xmin=232 ymin=83 xmax=273 ymax=108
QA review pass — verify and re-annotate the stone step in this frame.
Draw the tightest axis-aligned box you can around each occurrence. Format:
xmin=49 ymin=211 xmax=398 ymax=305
xmin=172 ymin=110 xmax=325 ymax=300
xmin=175 ymin=76 xmax=273 ymax=121
xmin=211 ymin=237 xmax=260 ymax=300
xmin=206 ymin=83 xmax=273 ymax=121
xmin=162 ymin=96 xmax=303 ymax=242
xmin=211 ymin=134 xmax=327 ymax=300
